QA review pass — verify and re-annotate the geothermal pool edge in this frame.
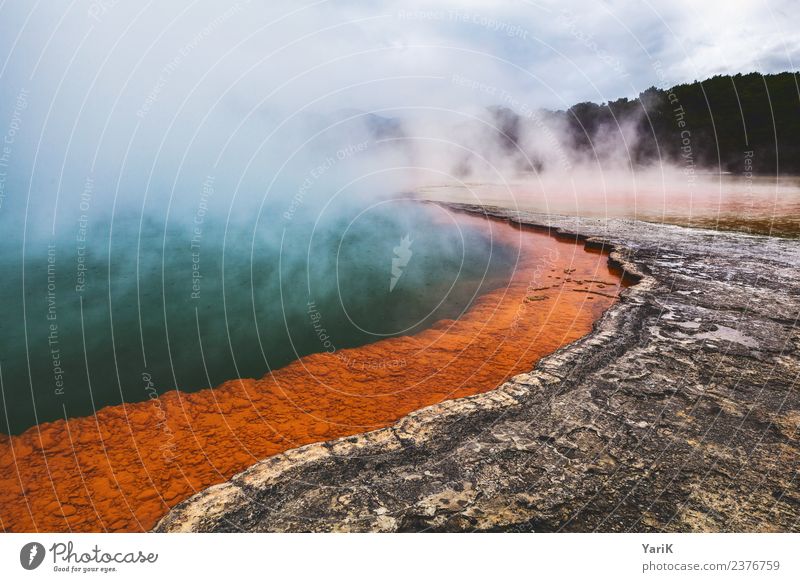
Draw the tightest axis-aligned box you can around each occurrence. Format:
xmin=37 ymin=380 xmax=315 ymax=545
xmin=154 ymin=204 xmax=800 ymax=533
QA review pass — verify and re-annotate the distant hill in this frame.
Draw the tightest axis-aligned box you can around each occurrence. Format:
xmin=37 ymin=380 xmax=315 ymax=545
xmin=562 ymin=72 xmax=800 ymax=174
xmin=478 ymin=72 xmax=799 ymax=176
xmin=325 ymin=73 xmax=799 ymax=177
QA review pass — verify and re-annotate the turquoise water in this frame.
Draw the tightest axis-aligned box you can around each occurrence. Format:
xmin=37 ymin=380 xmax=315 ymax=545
xmin=0 ymin=200 xmax=516 ymax=434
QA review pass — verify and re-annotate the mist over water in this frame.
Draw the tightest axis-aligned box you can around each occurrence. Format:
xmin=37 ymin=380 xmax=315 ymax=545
xmin=1 ymin=1 xmax=796 ymax=436
xmin=0 ymin=10 xmax=528 ymax=435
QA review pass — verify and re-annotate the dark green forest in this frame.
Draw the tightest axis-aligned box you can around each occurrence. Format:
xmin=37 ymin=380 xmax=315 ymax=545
xmin=488 ymin=72 xmax=800 ymax=175
xmin=567 ymin=72 xmax=800 ymax=174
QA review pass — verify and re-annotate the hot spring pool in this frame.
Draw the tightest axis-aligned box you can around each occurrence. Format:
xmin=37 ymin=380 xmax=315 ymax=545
xmin=0 ymin=199 xmax=517 ymax=434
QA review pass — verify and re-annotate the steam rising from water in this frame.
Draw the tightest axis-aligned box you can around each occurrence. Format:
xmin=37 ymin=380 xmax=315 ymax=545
xmin=0 ymin=2 xmax=797 ymax=433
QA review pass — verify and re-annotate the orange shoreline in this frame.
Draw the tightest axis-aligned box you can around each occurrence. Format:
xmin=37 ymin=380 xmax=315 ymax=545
xmin=0 ymin=211 xmax=623 ymax=532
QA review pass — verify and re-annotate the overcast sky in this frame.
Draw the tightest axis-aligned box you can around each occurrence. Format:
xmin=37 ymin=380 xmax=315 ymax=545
xmin=1 ymin=0 xmax=797 ymax=116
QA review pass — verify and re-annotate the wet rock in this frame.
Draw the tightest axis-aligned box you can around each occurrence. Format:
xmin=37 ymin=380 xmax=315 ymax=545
xmin=155 ymin=204 xmax=800 ymax=533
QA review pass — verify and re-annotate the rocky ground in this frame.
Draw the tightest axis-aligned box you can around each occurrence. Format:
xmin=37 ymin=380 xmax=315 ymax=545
xmin=155 ymin=204 xmax=799 ymax=532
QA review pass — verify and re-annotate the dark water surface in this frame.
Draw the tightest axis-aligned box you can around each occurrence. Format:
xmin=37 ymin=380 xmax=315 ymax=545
xmin=0 ymin=200 xmax=517 ymax=434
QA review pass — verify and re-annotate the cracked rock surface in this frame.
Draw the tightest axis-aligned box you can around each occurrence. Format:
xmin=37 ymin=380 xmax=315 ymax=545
xmin=155 ymin=204 xmax=799 ymax=532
